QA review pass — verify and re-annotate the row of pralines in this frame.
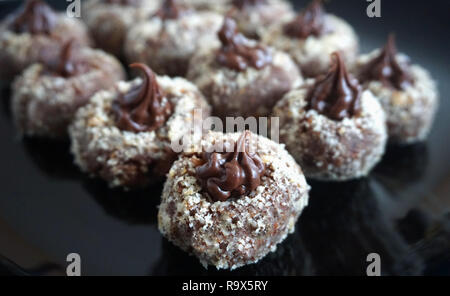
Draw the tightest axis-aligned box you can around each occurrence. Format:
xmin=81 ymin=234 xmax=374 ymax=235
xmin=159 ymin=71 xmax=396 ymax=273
xmin=0 ymin=0 xmax=439 ymax=270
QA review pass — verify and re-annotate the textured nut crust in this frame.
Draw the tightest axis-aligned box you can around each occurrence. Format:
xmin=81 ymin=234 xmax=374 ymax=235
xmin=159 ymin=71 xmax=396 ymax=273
xmin=263 ymin=14 xmax=359 ymax=78
xmin=158 ymin=131 xmax=310 ymax=270
xmin=273 ymin=80 xmax=387 ymax=181
xmin=0 ymin=13 xmax=91 ymax=81
xmin=187 ymin=47 xmax=302 ymax=118
xmin=180 ymin=0 xmax=230 ymax=13
xmin=11 ymin=48 xmax=125 ymax=138
xmin=125 ymin=12 xmax=223 ymax=77
xmin=227 ymin=0 xmax=295 ymax=39
xmin=69 ymin=76 xmax=211 ymax=188
xmin=83 ymin=0 xmax=161 ymax=57
xmin=353 ymin=51 xmax=439 ymax=144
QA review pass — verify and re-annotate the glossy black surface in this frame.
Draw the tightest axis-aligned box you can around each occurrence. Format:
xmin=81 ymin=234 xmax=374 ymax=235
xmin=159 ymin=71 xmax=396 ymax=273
xmin=0 ymin=0 xmax=449 ymax=275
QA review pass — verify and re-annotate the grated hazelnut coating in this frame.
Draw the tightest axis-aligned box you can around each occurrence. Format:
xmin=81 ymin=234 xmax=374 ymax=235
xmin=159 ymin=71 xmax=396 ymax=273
xmin=83 ymin=0 xmax=161 ymax=57
xmin=227 ymin=0 xmax=295 ymax=40
xmin=11 ymin=47 xmax=125 ymax=138
xmin=273 ymin=80 xmax=388 ymax=181
xmin=158 ymin=131 xmax=310 ymax=270
xmin=353 ymin=51 xmax=439 ymax=144
xmin=179 ymin=0 xmax=230 ymax=13
xmin=69 ymin=75 xmax=211 ymax=188
xmin=0 ymin=13 xmax=91 ymax=81
xmin=187 ymin=45 xmax=302 ymax=119
xmin=262 ymin=14 xmax=358 ymax=78
xmin=124 ymin=11 xmax=224 ymax=77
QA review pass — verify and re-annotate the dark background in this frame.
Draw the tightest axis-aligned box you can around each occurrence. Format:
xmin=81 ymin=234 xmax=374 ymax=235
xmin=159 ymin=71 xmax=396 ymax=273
xmin=0 ymin=0 xmax=449 ymax=275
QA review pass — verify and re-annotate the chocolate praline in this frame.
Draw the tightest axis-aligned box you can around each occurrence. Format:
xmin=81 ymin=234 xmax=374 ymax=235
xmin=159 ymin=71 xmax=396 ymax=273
xmin=187 ymin=17 xmax=302 ymax=119
xmin=262 ymin=0 xmax=358 ymax=78
xmin=158 ymin=131 xmax=310 ymax=270
xmin=0 ymin=0 xmax=91 ymax=81
xmin=69 ymin=63 xmax=211 ymax=188
xmin=83 ymin=0 xmax=161 ymax=57
xmin=273 ymin=53 xmax=387 ymax=181
xmin=353 ymin=35 xmax=439 ymax=144
xmin=12 ymin=42 xmax=125 ymax=138
xmin=124 ymin=0 xmax=224 ymax=77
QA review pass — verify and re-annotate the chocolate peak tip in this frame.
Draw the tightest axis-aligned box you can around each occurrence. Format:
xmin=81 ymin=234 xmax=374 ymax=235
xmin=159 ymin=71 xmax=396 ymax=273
xmin=113 ymin=63 xmax=172 ymax=133
xmin=358 ymin=33 xmax=413 ymax=90
xmin=216 ymin=17 xmax=272 ymax=71
xmin=283 ymin=0 xmax=326 ymax=39
xmin=155 ymin=0 xmax=183 ymax=20
xmin=196 ymin=131 xmax=266 ymax=202
xmin=307 ymin=52 xmax=362 ymax=121
xmin=10 ymin=0 xmax=56 ymax=35
xmin=232 ymin=0 xmax=267 ymax=9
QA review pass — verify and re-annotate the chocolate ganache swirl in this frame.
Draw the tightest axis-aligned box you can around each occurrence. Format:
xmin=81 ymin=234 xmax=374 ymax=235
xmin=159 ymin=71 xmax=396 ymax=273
xmin=216 ymin=17 xmax=272 ymax=71
xmin=155 ymin=0 xmax=186 ymax=20
xmin=51 ymin=40 xmax=90 ymax=77
xmin=232 ymin=0 xmax=267 ymax=9
xmin=9 ymin=0 xmax=57 ymax=35
xmin=358 ymin=34 xmax=413 ymax=90
xmin=104 ymin=0 xmax=142 ymax=6
xmin=196 ymin=131 xmax=266 ymax=202
xmin=284 ymin=0 xmax=326 ymax=39
xmin=307 ymin=52 xmax=362 ymax=121
xmin=113 ymin=63 xmax=172 ymax=133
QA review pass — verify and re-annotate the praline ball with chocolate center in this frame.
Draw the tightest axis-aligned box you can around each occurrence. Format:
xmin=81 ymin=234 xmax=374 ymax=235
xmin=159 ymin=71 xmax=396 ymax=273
xmin=187 ymin=17 xmax=302 ymax=119
xmin=11 ymin=41 xmax=125 ymax=138
xmin=83 ymin=0 xmax=160 ymax=57
xmin=158 ymin=131 xmax=310 ymax=270
xmin=69 ymin=63 xmax=211 ymax=188
xmin=262 ymin=0 xmax=359 ymax=78
xmin=124 ymin=0 xmax=224 ymax=77
xmin=0 ymin=0 xmax=91 ymax=80
xmin=273 ymin=53 xmax=387 ymax=181
xmin=353 ymin=35 xmax=439 ymax=144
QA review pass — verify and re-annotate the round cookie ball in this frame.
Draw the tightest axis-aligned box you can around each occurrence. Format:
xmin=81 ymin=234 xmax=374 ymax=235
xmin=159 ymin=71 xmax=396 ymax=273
xmin=83 ymin=0 xmax=160 ymax=57
xmin=12 ymin=42 xmax=125 ymax=138
xmin=226 ymin=0 xmax=295 ymax=40
xmin=69 ymin=63 xmax=211 ymax=188
xmin=187 ymin=17 xmax=302 ymax=119
xmin=124 ymin=0 xmax=223 ymax=77
xmin=273 ymin=53 xmax=387 ymax=181
xmin=353 ymin=35 xmax=439 ymax=144
xmin=262 ymin=0 xmax=358 ymax=78
xmin=158 ymin=131 xmax=310 ymax=270
xmin=0 ymin=0 xmax=91 ymax=81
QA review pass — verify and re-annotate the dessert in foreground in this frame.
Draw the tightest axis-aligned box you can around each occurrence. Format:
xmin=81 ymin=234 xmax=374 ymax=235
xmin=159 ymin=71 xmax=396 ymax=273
xmin=125 ymin=0 xmax=223 ymax=77
xmin=69 ymin=63 xmax=210 ymax=188
xmin=273 ymin=52 xmax=387 ymax=181
xmin=353 ymin=34 xmax=439 ymax=144
xmin=262 ymin=0 xmax=358 ymax=78
xmin=158 ymin=131 xmax=310 ymax=270
xmin=0 ymin=0 xmax=91 ymax=81
xmin=12 ymin=41 xmax=125 ymax=138
xmin=83 ymin=0 xmax=161 ymax=57
xmin=187 ymin=17 xmax=302 ymax=119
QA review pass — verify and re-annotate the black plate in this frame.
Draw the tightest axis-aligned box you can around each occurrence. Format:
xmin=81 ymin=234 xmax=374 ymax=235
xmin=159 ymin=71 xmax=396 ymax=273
xmin=0 ymin=0 xmax=449 ymax=276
